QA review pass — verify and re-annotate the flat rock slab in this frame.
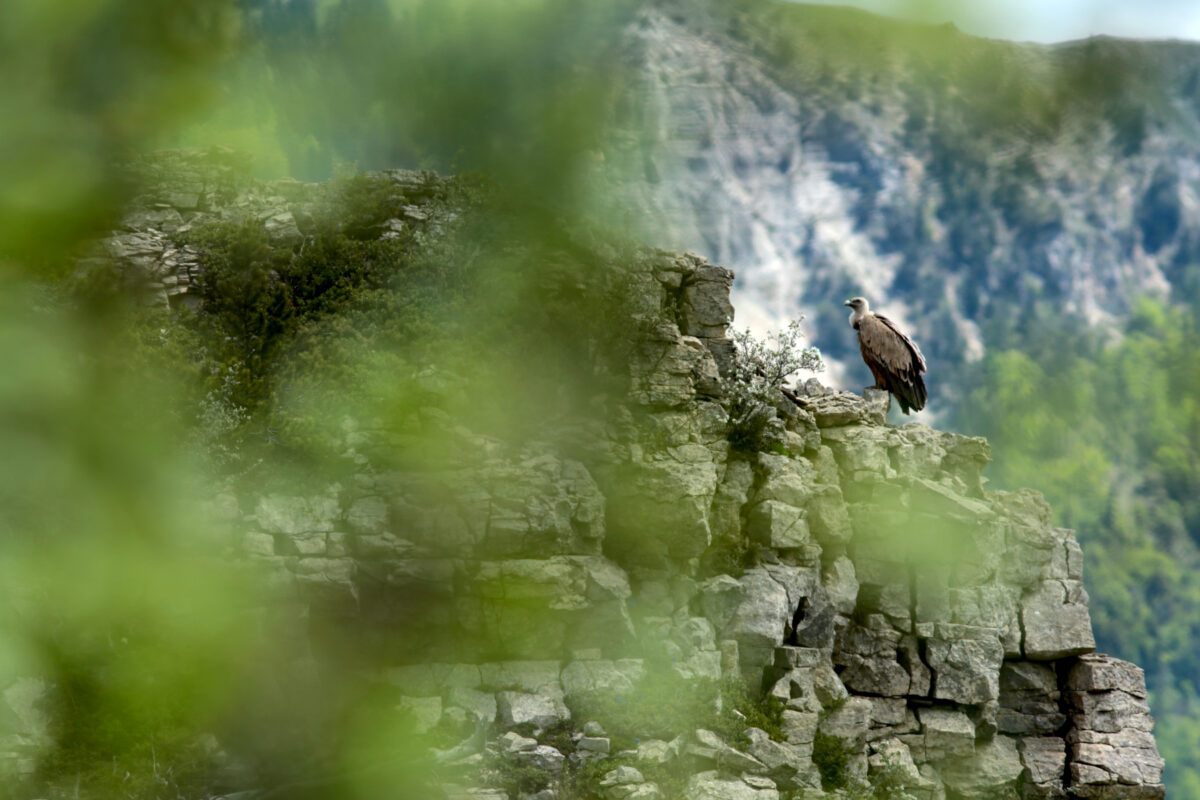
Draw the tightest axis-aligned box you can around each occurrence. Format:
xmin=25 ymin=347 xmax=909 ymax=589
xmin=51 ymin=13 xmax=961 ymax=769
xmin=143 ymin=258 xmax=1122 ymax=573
xmin=1022 ymin=581 xmax=1096 ymax=660
xmin=799 ymin=390 xmax=889 ymax=427
xmin=1068 ymin=655 xmax=1147 ymax=697
xmin=917 ymin=708 xmax=976 ymax=761
xmin=683 ymin=771 xmax=780 ymax=800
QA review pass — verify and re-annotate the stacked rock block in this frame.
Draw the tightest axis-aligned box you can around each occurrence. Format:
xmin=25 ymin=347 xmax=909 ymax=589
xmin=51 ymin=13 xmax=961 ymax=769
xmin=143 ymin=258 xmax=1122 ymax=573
xmin=240 ymin=448 xmax=635 ymax=665
xmin=1066 ymin=656 xmax=1164 ymax=798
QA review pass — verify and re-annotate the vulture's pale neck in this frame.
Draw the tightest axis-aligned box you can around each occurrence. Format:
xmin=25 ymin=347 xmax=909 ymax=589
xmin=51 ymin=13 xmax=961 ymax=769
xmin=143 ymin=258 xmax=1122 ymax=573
xmin=848 ymin=305 xmax=871 ymax=328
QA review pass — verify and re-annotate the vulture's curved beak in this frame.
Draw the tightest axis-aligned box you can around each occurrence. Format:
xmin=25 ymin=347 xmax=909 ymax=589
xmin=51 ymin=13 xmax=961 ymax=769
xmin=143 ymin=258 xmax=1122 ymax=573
xmin=843 ymin=300 xmax=852 ymax=307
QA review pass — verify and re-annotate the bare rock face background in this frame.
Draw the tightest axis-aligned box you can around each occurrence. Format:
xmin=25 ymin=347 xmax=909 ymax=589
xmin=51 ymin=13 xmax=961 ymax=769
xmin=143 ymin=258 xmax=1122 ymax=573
xmin=610 ymin=3 xmax=1200 ymax=386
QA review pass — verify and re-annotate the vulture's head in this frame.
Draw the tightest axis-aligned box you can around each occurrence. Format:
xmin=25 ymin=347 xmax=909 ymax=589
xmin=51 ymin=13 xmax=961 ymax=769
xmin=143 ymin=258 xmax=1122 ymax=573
xmin=844 ymin=297 xmax=870 ymax=312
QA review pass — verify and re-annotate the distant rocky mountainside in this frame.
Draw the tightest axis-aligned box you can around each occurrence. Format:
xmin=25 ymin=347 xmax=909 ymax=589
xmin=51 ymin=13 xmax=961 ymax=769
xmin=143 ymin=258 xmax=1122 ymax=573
xmin=612 ymin=0 xmax=1200 ymax=389
xmin=5 ymin=155 xmax=1164 ymax=798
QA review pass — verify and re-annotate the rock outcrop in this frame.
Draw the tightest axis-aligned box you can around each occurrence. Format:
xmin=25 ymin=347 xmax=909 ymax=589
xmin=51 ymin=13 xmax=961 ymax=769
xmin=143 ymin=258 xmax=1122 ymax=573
xmin=4 ymin=155 xmax=1164 ymax=798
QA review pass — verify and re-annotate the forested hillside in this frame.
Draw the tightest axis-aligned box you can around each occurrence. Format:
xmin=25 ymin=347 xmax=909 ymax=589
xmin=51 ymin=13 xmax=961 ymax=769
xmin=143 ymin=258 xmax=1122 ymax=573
xmin=950 ymin=301 xmax=1200 ymax=797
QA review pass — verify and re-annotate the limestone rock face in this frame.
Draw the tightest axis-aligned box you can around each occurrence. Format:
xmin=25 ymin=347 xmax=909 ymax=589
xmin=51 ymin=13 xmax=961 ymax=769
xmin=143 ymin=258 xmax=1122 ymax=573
xmin=40 ymin=160 xmax=1163 ymax=800
xmin=225 ymin=244 xmax=1161 ymax=799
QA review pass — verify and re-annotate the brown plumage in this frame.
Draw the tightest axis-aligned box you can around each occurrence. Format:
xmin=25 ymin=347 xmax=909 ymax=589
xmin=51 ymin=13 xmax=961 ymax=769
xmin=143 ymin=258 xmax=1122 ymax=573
xmin=844 ymin=296 xmax=927 ymax=414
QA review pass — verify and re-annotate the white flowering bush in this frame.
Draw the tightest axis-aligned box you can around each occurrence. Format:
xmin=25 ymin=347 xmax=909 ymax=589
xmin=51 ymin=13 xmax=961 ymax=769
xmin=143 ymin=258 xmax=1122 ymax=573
xmin=723 ymin=319 xmax=823 ymax=450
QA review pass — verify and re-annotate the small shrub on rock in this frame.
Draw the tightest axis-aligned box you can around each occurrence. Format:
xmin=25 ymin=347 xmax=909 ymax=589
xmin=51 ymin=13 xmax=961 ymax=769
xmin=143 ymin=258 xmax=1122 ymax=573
xmin=723 ymin=320 xmax=822 ymax=451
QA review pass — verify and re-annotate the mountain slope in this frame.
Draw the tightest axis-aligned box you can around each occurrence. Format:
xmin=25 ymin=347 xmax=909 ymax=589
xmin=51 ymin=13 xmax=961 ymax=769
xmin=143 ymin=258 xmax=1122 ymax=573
xmin=612 ymin=1 xmax=1200 ymax=388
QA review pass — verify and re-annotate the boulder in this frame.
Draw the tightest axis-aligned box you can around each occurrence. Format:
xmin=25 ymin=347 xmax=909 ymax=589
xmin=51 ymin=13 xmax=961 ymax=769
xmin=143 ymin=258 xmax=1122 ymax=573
xmin=498 ymin=731 xmax=538 ymax=756
xmin=938 ymin=735 xmax=1023 ymax=799
xmin=1018 ymin=736 xmax=1067 ymax=797
xmin=925 ymin=627 xmax=1004 ymax=704
xmin=685 ymin=729 xmax=768 ymax=773
xmin=256 ymin=494 xmax=340 ymax=535
xmin=918 ymin=708 xmax=975 ymax=761
xmin=447 ymin=687 xmax=498 ymax=724
xmin=513 ymin=744 xmax=565 ymax=772
xmin=561 ymin=659 xmax=644 ymax=700
xmin=683 ymin=771 xmax=780 ymax=800
xmin=496 ymin=691 xmax=570 ymax=730
xmin=678 ymin=262 xmax=734 ymax=341
xmin=1067 ymin=654 xmax=1147 ymax=697
xmin=818 ymin=696 xmax=873 ymax=749
xmin=868 ymin=738 xmax=922 ymax=786
xmin=781 ymin=710 xmax=820 ymax=746
xmin=746 ymin=500 xmax=810 ymax=549
xmin=744 ymin=726 xmax=812 ymax=778
xmin=997 ymin=661 xmax=1065 ymax=735
xmin=1021 ymin=581 xmax=1096 ymax=660
xmin=801 ymin=391 xmax=888 ymax=428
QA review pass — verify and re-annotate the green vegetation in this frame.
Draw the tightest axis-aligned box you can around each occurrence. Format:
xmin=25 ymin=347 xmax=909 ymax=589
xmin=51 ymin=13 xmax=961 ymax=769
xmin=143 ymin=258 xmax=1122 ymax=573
xmin=950 ymin=297 xmax=1200 ymax=794
xmin=567 ymin=667 xmax=784 ymax=754
xmin=722 ymin=678 xmax=788 ymax=744
xmin=812 ymin=728 xmax=854 ymax=791
xmin=169 ymin=176 xmax=451 ymax=430
xmin=723 ymin=321 xmax=823 ymax=451
xmin=6 ymin=154 xmax=683 ymax=800
xmin=0 ymin=0 xmax=655 ymax=796
xmin=0 ymin=0 xmax=240 ymax=263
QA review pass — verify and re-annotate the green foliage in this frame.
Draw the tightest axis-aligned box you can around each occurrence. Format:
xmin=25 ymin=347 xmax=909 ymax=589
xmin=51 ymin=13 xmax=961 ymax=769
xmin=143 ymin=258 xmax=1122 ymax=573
xmin=202 ymin=0 xmax=639 ymax=207
xmin=0 ymin=291 xmax=260 ymax=800
xmin=2 ymin=1 xmax=678 ymax=798
xmin=0 ymin=0 xmax=240 ymax=264
xmin=568 ymin=668 xmax=720 ymax=752
xmin=701 ymin=531 xmax=754 ymax=578
xmin=949 ymin=296 xmax=1200 ymax=793
xmin=724 ymin=320 xmax=822 ymax=451
xmin=719 ymin=677 xmax=787 ymax=744
xmin=812 ymin=729 xmax=855 ymax=791
xmin=179 ymin=190 xmax=431 ymax=415
xmin=869 ymin=761 xmax=918 ymax=800
xmin=489 ymin=757 xmax=555 ymax=797
xmin=9 ymin=174 xmax=664 ymax=800
xmin=34 ymin=640 xmax=230 ymax=799
xmin=138 ymin=174 xmax=475 ymax=473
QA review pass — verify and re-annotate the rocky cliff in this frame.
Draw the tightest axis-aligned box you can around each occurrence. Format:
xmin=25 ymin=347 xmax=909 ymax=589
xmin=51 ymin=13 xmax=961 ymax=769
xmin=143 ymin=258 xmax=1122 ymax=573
xmin=11 ymin=156 xmax=1165 ymax=799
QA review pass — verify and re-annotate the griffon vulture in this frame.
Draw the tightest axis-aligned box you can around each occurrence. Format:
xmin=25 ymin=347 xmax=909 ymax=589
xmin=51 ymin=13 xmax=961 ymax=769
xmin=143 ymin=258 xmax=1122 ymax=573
xmin=844 ymin=296 xmax=927 ymax=414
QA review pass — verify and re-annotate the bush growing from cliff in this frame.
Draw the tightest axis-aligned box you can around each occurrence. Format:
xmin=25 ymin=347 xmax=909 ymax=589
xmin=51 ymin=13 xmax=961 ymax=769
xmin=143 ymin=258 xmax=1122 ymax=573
xmin=812 ymin=728 xmax=856 ymax=792
xmin=724 ymin=320 xmax=822 ymax=450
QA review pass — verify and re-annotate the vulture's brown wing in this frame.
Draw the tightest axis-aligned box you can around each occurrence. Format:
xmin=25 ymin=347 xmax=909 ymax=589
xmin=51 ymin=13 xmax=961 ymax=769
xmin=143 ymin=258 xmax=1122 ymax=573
xmin=872 ymin=313 xmax=926 ymax=373
xmin=858 ymin=313 xmax=922 ymax=375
